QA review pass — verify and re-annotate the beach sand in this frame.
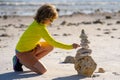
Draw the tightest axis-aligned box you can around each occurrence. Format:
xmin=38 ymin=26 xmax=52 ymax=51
xmin=0 ymin=12 xmax=120 ymax=80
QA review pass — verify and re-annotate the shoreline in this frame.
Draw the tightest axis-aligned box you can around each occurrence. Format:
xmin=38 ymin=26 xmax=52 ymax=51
xmin=0 ymin=11 xmax=120 ymax=18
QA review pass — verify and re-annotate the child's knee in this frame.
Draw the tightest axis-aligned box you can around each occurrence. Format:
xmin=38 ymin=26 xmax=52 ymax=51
xmin=41 ymin=69 xmax=47 ymax=74
xmin=36 ymin=68 xmax=47 ymax=75
xmin=33 ymin=61 xmax=47 ymax=74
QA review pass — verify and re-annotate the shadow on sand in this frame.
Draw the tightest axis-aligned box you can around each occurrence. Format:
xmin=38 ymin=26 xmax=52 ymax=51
xmin=0 ymin=71 xmax=39 ymax=80
xmin=52 ymin=75 xmax=86 ymax=80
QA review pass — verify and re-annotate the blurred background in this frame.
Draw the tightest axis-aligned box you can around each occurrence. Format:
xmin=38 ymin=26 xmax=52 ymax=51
xmin=0 ymin=0 xmax=120 ymax=16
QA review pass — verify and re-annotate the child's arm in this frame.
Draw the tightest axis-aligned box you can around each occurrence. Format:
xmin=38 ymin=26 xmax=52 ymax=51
xmin=40 ymin=27 xmax=73 ymax=50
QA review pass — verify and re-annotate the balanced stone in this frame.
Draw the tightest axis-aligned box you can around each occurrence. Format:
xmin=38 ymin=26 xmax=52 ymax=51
xmin=74 ymin=29 xmax=97 ymax=77
xmin=74 ymin=56 xmax=97 ymax=77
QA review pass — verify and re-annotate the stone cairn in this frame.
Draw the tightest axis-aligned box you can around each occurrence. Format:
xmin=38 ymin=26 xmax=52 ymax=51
xmin=74 ymin=29 xmax=97 ymax=77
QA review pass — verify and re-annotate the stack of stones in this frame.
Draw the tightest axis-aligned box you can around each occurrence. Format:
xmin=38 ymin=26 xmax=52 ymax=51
xmin=74 ymin=29 xmax=97 ymax=77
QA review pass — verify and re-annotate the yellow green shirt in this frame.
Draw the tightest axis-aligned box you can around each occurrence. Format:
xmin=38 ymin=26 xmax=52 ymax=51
xmin=16 ymin=20 xmax=73 ymax=52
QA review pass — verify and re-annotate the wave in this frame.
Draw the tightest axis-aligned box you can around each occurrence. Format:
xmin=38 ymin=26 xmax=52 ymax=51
xmin=0 ymin=1 xmax=120 ymax=6
xmin=0 ymin=0 xmax=120 ymax=16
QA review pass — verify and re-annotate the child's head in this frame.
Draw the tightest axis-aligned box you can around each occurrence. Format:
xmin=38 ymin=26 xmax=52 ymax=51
xmin=34 ymin=4 xmax=58 ymax=24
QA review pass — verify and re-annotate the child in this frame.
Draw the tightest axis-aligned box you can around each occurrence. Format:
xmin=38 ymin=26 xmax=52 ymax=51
xmin=13 ymin=4 xmax=80 ymax=74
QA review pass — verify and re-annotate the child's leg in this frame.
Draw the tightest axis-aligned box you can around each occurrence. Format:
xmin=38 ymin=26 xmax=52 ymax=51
xmin=33 ymin=61 xmax=47 ymax=74
xmin=33 ymin=42 xmax=54 ymax=60
xmin=16 ymin=52 xmax=46 ymax=74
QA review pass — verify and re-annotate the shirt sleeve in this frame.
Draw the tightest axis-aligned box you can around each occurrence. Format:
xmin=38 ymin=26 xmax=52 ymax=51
xmin=40 ymin=26 xmax=73 ymax=50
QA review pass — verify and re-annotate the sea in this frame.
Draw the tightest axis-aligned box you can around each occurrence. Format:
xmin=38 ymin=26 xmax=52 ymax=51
xmin=0 ymin=0 xmax=120 ymax=16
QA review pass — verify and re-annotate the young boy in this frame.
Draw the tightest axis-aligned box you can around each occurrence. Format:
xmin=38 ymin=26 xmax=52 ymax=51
xmin=13 ymin=4 xmax=80 ymax=74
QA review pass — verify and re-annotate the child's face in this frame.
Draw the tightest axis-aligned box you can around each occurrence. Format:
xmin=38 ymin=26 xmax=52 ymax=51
xmin=44 ymin=17 xmax=57 ymax=26
xmin=49 ymin=18 xmax=54 ymax=22
xmin=44 ymin=16 xmax=58 ymax=26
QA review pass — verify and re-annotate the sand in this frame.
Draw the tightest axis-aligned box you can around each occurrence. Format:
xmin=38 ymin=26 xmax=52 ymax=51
xmin=0 ymin=12 xmax=120 ymax=80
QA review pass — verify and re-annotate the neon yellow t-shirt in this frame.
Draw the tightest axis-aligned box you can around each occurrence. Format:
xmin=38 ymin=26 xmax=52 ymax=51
xmin=16 ymin=20 xmax=73 ymax=52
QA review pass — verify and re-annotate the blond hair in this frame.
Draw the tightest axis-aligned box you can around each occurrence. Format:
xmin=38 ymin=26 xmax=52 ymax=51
xmin=34 ymin=4 xmax=58 ymax=23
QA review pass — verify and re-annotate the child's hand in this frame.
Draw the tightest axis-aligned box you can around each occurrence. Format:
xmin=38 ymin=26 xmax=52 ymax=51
xmin=72 ymin=43 xmax=80 ymax=49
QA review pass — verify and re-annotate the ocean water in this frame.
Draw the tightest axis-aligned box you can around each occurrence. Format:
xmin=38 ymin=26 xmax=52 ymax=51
xmin=0 ymin=0 xmax=120 ymax=16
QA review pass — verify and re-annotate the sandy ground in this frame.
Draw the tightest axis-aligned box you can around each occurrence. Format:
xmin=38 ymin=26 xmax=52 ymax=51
xmin=0 ymin=12 xmax=120 ymax=80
